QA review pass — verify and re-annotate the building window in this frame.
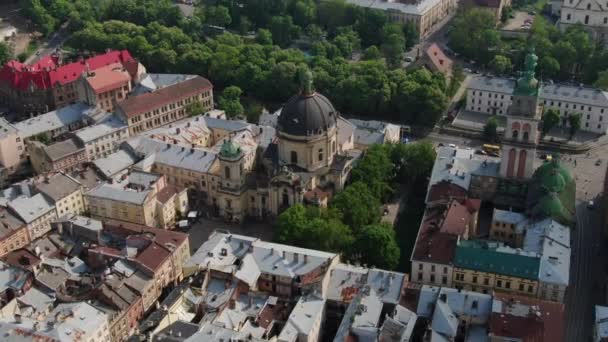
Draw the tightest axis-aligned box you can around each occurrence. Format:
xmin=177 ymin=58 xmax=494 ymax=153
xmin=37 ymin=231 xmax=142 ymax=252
xmin=443 ymin=267 xmax=448 ymax=274
xmin=506 ymin=281 xmax=511 ymax=289
xmin=497 ymin=280 xmax=502 ymax=288
xmin=418 ymin=264 xmax=423 ymax=271
xmin=528 ymin=285 xmax=534 ymax=293
xmin=418 ymin=273 xmax=422 ymax=281
xmin=484 ymin=278 xmax=489 ymax=285
xmin=519 ymin=283 xmax=524 ymax=291
xmin=224 ymin=166 xmax=230 ymax=179
xmin=585 ymin=15 xmax=590 ymax=24
xmin=442 ymin=276 xmax=447 ymax=285
xmin=290 ymin=151 xmax=298 ymax=164
xmin=472 ymin=276 xmax=478 ymax=283
xmin=430 ymin=274 xmax=435 ymax=283
xmin=318 ymin=149 xmax=323 ymax=161
xmin=587 ymin=3 xmax=591 ymax=9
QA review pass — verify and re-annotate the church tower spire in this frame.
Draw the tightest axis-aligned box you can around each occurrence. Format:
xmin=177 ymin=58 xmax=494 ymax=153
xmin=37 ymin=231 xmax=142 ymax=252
xmin=499 ymin=47 xmax=542 ymax=180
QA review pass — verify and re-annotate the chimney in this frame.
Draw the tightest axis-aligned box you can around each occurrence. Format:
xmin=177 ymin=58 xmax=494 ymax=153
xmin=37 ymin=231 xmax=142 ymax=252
xmin=176 ymin=128 xmax=181 ymax=134
xmin=439 ymin=293 xmax=447 ymax=302
xmin=282 ymin=250 xmax=286 ymax=259
xmin=303 ymin=254 xmax=308 ymax=264
xmin=14 ymin=314 xmax=21 ymax=324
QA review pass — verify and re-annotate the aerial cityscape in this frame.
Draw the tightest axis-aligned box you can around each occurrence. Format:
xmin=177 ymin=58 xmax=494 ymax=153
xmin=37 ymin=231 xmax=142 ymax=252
xmin=0 ymin=0 xmax=606 ymax=341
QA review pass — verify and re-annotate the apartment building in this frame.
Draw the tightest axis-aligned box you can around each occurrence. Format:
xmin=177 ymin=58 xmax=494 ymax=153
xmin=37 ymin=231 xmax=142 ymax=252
xmin=71 ymin=115 xmax=129 ymax=161
xmin=78 ymin=63 xmax=132 ymax=112
xmin=0 ymin=50 xmax=141 ymax=116
xmin=28 ymin=138 xmax=87 ymax=174
xmin=35 ymin=173 xmax=86 ymax=218
xmin=86 ymin=171 xmax=188 ymax=229
xmin=559 ymin=0 xmax=608 ymax=46
xmin=116 ymin=76 xmax=213 ymax=136
xmin=346 ymin=0 xmax=458 ymax=39
xmin=6 ymin=193 xmax=57 ymax=241
xmin=0 ymin=118 xmax=25 ymax=173
xmin=0 ymin=207 xmax=29 ymax=257
xmin=466 ymin=76 xmax=608 ymax=134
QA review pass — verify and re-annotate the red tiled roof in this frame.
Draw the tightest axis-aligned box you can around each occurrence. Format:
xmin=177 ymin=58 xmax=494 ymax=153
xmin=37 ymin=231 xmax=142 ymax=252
xmin=135 ymin=242 xmax=171 ymax=273
xmin=117 ymin=76 xmax=212 ymax=118
xmin=0 ymin=50 xmax=135 ymax=91
xmin=156 ymin=185 xmax=183 ymax=204
xmin=85 ymin=63 xmax=131 ymax=94
xmin=440 ymin=198 xmax=479 ymax=235
xmin=103 ymin=219 xmax=188 ymax=248
xmin=425 ymin=43 xmax=453 ymax=75
xmin=2 ymin=249 xmax=41 ymax=271
xmin=412 ymin=207 xmax=458 ymax=264
xmin=489 ymin=293 xmax=565 ymax=342
xmin=427 ymin=181 xmax=467 ymax=204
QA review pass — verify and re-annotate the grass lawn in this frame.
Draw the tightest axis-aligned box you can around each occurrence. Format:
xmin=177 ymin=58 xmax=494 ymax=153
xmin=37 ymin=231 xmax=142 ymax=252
xmin=394 ymin=183 xmax=427 ymax=273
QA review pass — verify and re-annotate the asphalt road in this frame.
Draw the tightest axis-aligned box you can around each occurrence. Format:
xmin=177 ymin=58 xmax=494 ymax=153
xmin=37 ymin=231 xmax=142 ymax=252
xmin=563 ymin=152 xmax=606 ymax=341
xmin=25 ymin=28 xmax=69 ymax=64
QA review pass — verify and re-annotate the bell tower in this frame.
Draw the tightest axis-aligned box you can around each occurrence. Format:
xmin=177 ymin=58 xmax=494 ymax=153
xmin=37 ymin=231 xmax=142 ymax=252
xmin=499 ymin=48 xmax=542 ymax=180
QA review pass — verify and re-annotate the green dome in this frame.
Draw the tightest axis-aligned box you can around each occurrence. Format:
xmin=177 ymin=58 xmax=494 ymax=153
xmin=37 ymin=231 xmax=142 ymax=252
xmin=534 ymin=159 xmax=572 ymax=185
xmin=541 ymin=169 xmax=566 ymax=193
xmin=219 ymin=139 xmax=241 ymax=159
xmin=533 ymin=193 xmax=564 ymax=218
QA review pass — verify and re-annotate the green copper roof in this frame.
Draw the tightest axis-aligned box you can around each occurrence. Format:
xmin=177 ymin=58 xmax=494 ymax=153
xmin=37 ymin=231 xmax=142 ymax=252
xmin=219 ymin=139 xmax=241 ymax=159
xmin=514 ymin=49 xmax=540 ymax=97
xmin=454 ymin=240 xmax=540 ymax=280
xmin=535 ymin=159 xmax=572 ymax=185
xmin=533 ymin=192 xmax=565 ymax=218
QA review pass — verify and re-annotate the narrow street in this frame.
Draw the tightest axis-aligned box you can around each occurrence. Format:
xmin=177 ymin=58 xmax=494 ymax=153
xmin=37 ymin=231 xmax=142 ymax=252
xmin=562 ymin=153 xmax=606 ymax=340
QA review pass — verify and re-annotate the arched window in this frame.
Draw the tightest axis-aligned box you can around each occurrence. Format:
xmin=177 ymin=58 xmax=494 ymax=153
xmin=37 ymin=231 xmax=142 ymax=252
xmin=318 ymin=148 xmax=323 ymax=161
xmin=332 ymin=141 xmax=336 ymax=153
xmin=523 ymin=131 xmax=529 ymax=141
xmin=587 ymin=3 xmax=591 ymax=9
xmin=507 ymin=149 xmax=516 ymax=178
xmin=291 ymin=151 xmax=298 ymax=164
xmin=512 ymin=130 xmax=519 ymax=139
xmin=224 ymin=166 xmax=230 ymax=179
xmin=282 ymin=189 xmax=289 ymax=207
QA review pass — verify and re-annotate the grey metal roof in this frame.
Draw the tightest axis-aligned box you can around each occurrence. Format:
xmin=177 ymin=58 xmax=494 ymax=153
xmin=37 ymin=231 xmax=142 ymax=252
xmin=43 ymin=138 xmax=84 ymax=161
xmin=93 ymin=150 xmax=138 ymax=178
xmin=186 ymin=323 xmax=267 ymax=342
xmin=278 ymin=92 xmax=338 ymax=136
xmin=0 ymin=261 xmax=29 ymax=292
xmin=7 ymin=193 xmax=55 ymax=224
xmin=126 ymin=137 xmax=217 ymax=174
xmin=87 ymin=183 xmax=151 ymax=205
xmin=204 ymin=117 xmax=250 ymax=132
xmin=596 ymin=306 xmax=608 ymax=339
xmin=367 ymin=269 xmax=406 ymax=305
xmin=468 ymin=76 xmax=516 ymax=94
xmin=541 ymin=84 xmax=608 ymax=107
xmin=346 ymin=0 xmax=444 ymax=15
xmin=492 ymin=209 xmax=527 ymax=225
xmin=326 ymin=263 xmax=369 ymax=303
xmin=73 ymin=115 xmax=127 ymax=143
xmin=432 ymin=300 xmax=459 ymax=338
xmin=334 ymin=287 xmax=382 ymax=342
xmin=128 ymin=170 xmax=160 ymax=188
xmin=132 ymin=73 xmax=198 ymax=96
xmin=523 ymin=218 xmax=570 ymax=286
xmin=184 ymin=232 xmax=256 ymax=273
xmin=17 ymin=286 xmax=55 ymax=313
xmin=36 ymin=173 xmax=82 ymax=202
xmin=279 ymin=295 xmax=326 ymax=342
xmin=13 ymin=102 xmax=91 ymax=138
xmin=428 ymin=147 xmax=500 ymax=196
xmin=251 ymin=240 xmax=336 ymax=278
xmin=0 ymin=117 xmax=17 ymax=139
xmin=68 ymin=215 xmax=103 ymax=232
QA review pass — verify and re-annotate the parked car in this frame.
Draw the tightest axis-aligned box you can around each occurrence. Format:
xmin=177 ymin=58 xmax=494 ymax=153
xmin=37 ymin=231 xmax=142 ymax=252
xmin=596 ymin=159 xmax=602 ymax=166
xmin=588 ymin=200 xmax=595 ymax=209
xmin=448 ymin=143 xmax=457 ymax=148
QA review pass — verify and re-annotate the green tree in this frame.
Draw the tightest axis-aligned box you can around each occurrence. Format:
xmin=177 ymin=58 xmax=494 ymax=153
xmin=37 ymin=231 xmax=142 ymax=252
xmin=483 ymin=116 xmax=498 ymax=142
xmin=291 ymin=0 xmax=316 ymax=28
xmin=206 ymin=5 xmax=232 ymax=27
xmin=568 ymin=113 xmax=581 ymax=140
xmin=362 ymin=45 xmax=382 ymax=60
xmin=489 ymin=55 xmax=512 ymax=74
xmin=185 ymin=101 xmax=204 ymax=117
xmin=381 ymin=25 xmax=405 ymax=68
xmin=305 ymin=24 xmax=325 ymax=42
xmin=269 ymin=15 xmax=300 ymax=47
xmin=390 ymin=141 xmax=437 ymax=184
xmin=594 ymin=70 xmax=608 ymax=90
xmin=331 ymin=181 xmax=381 ymax=230
xmin=354 ymin=223 xmax=400 ymax=269
xmin=449 ymin=9 xmax=498 ymax=64
xmin=245 ymin=101 xmax=263 ymax=124
xmin=218 ymin=86 xmax=244 ymax=117
xmin=541 ymin=108 xmax=560 ymax=137
xmin=255 ymin=28 xmax=273 ymax=45
xmin=402 ymin=22 xmax=419 ymax=49
xmin=350 ymin=144 xmax=395 ymax=200
xmin=276 ymin=204 xmax=354 ymax=253
xmin=0 ymin=43 xmax=10 ymax=66
xmin=539 ymin=56 xmax=560 ymax=80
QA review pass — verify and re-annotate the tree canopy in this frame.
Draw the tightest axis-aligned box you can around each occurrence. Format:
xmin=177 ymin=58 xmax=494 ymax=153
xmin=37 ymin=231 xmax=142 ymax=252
xmin=542 ymin=108 xmax=560 ymax=136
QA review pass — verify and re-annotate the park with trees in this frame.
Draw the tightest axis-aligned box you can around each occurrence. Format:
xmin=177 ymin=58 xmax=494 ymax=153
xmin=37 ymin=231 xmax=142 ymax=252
xmin=17 ymin=0 xmax=449 ymax=128
xmin=276 ymin=141 xmax=436 ymax=271
xmin=449 ymin=8 xmax=608 ymax=87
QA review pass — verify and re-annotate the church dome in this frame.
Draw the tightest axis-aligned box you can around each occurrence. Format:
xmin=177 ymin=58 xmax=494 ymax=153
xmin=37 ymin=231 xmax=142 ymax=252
xmin=278 ymin=92 xmax=338 ymax=136
xmin=219 ymin=139 xmax=241 ymax=159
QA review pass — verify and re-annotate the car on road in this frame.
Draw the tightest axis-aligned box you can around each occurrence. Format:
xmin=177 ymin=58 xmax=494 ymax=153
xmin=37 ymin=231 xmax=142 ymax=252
xmin=596 ymin=159 xmax=602 ymax=166
xmin=588 ymin=200 xmax=595 ymax=209
xmin=540 ymin=154 xmax=552 ymax=160
xmin=448 ymin=143 xmax=457 ymax=148
xmin=475 ymin=149 xmax=487 ymax=155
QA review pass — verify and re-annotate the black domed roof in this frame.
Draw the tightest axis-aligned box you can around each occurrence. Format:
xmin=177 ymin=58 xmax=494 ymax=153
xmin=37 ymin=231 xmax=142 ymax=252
xmin=278 ymin=92 xmax=338 ymax=136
